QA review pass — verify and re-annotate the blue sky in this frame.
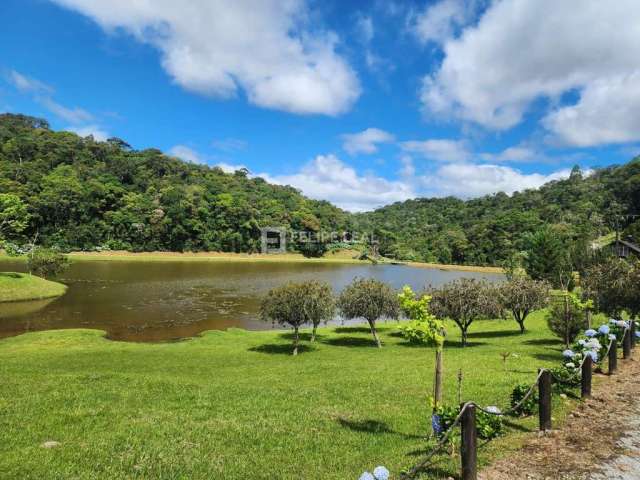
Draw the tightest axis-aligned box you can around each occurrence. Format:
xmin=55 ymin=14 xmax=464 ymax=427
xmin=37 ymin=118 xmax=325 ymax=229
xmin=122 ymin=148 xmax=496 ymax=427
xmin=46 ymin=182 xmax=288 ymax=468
xmin=1 ymin=0 xmax=639 ymax=211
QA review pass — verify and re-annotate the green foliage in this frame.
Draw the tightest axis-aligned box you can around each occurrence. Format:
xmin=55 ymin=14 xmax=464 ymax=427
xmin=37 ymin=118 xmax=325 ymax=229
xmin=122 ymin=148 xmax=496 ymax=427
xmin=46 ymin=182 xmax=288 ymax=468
xmin=509 ymin=384 xmax=538 ymax=417
xmin=524 ymin=226 xmax=571 ymax=287
xmin=260 ymin=280 xmax=335 ymax=355
xmin=498 ymin=276 xmax=550 ymax=333
xmin=546 ymin=290 xmax=592 ymax=346
xmin=0 ymin=113 xmax=350 ymax=253
xmin=430 ymin=278 xmax=502 ymax=346
xmin=583 ymin=257 xmax=635 ymax=318
xmin=337 ymin=278 xmax=400 ymax=347
xmin=26 ymin=247 xmax=70 ymax=279
xmin=397 ymin=286 xmax=446 ymax=347
xmin=0 ymin=193 xmax=29 ymax=240
xmin=432 ymin=401 xmax=504 ymax=440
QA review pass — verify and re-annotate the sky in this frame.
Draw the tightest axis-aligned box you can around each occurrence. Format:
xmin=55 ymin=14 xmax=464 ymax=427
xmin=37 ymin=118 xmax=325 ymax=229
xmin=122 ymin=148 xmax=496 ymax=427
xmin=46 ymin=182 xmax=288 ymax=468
xmin=1 ymin=0 xmax=640 ymax=212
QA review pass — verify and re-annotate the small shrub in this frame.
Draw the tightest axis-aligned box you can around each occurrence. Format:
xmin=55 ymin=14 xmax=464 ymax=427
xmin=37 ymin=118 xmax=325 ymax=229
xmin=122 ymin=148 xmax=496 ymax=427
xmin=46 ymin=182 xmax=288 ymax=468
xmin=476 ymin=409 xmax=504 ymax=440
xmin=27 ymin=247 xmax=70 ymax=278
xmin=510 ymin=384 xmax=538 ymax=416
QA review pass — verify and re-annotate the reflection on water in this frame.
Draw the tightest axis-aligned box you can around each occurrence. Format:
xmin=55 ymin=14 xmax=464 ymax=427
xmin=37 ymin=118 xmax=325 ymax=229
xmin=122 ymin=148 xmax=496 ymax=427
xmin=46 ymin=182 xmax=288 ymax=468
xmin=0 ymin=260 xmax=503 ymax=342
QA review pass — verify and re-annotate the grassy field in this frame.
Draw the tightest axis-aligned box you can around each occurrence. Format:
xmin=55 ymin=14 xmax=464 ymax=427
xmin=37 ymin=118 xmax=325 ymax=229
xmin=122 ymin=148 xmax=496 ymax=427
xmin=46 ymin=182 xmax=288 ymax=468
xmin=0 ymin=312 xmax=579 ymax=479
xmin=0 ymin=250 xmax=504 ymax=273
xmin=0 ymin=272 xmax=67 ymax=302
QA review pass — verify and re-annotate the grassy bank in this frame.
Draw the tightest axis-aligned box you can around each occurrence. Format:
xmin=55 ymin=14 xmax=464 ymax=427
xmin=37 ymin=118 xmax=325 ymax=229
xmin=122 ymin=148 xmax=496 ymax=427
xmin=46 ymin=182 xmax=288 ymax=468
xmin=0 ymin=250 xmax=504 ymax=274
xmin=0 ymin=313 xmax=576 ymax=479
xmin=0 ymin=272 xmax=67 ymax=302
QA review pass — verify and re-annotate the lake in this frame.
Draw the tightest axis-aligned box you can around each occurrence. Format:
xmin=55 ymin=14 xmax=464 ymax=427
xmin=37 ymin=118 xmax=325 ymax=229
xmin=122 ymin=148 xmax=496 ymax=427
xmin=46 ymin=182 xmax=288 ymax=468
xmin=0 ymin=260 xmax=504 ymax=342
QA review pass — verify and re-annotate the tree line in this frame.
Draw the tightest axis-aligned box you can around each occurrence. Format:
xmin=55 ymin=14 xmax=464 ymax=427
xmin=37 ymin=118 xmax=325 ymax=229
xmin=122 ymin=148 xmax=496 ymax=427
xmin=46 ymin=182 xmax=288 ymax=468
xmin=2 ymin=113 xmax=640 ymax=266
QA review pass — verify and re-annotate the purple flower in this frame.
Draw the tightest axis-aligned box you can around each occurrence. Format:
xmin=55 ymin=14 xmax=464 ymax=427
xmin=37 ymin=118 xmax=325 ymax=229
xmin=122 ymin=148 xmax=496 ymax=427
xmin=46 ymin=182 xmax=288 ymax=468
xmin=563 ymin=349 xmax=575 ymax=359
xmin=373 ymin=466 xmax=390 ymax=480
xmin=585 ymin=329 xmax=597 ymax=337
xmin=598 ymin=325 xmax=610 ymax=335
xmin=431 ymin=414 xmax=444 ymax=436
xmin=359 ymin=472 xmax=375 ymax=480
xmin=585 ymin=350 xmax=599 ymax=362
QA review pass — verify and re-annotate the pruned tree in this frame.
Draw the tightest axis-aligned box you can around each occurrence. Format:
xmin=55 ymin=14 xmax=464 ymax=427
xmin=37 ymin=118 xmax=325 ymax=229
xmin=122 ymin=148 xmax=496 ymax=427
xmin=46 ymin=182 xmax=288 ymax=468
xmin=337 ymin=278 xmax=400 ymax=348
xmin=582 ymin=257 xmax=632 ymax=318
xmin=430 ymin=278 xmax=502 ymax=347
xmin=260 ymin=280 xmax=335 ymax=355
xmin=498 ymin=276 xmax=550 ymax=333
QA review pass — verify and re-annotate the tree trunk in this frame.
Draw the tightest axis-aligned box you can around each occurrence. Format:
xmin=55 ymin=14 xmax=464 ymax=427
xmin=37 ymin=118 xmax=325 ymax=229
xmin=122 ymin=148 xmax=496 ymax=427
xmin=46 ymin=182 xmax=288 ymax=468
xmin=368 ymin=319 xmax=382 ymax=348
xmin=434 ymin=349 xmax=443 ymax=408
xmin=292 ymin=327 xmax=299 ymax=356
xmin=461 ymin=327 xmax=468 ymax=347
xmin=586 ymin=310 xmax=592 ymax=329
xmin=518 ymin=320 xmax=525 ymax=334
xmin=311 ymin=325 xmax=317 ymax=343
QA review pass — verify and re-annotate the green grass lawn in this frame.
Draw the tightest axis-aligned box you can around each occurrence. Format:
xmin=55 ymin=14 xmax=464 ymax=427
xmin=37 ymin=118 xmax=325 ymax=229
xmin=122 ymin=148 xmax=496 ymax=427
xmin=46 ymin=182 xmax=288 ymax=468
xmin=0 ymin=272 xmax=67 ymax=302
xmin=0 ymin=313 xmax=576 ymax=479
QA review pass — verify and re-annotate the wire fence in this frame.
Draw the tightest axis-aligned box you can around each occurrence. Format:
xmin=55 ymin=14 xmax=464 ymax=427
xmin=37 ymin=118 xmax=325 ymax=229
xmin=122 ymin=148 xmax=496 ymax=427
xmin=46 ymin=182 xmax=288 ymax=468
xmin=400 ymin=322 xmax=636 ymax=480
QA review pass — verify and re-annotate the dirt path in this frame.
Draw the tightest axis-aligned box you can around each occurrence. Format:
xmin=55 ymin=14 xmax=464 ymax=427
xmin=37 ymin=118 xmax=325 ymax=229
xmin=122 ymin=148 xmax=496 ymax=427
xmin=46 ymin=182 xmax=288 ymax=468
xmin=480 ymin=353 xmax=640 ymax=480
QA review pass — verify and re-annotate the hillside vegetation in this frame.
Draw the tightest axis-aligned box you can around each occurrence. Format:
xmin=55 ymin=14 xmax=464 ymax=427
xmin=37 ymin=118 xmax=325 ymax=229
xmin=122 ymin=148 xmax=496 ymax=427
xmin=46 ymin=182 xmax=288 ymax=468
xmin=1 ymin=113 xmax=640 ymax=266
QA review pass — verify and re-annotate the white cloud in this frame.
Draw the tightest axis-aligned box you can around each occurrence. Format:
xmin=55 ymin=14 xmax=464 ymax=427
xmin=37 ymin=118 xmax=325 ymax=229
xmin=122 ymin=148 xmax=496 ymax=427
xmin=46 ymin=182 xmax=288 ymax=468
xmin=411 ymin=0 xmax=474 ymax=45
xmin=400 ymin=139 xmax=470 ymax=162
xmin=216 ymin=162 xmax=248 ymax=173
xmin=52 ymin=0 xmax=360 ymax=116
xmin=420 ymin=163 xmax=572 ymax=198
xmin=355 ymin=15 xmax=374 ymax=44
xmin=67 ymin=124 xmax=109 ymax=141
xmin=341 ymin=128 xmax=395 ymax=155
xmin=543 ymin=73 xmax=640 ymax=147
xmin=261 ymin=154 xmax=414 ymax=212
xmin=422 ymin=0 xmax=640 ymax=145
xmin=480 ymin=146 xmax=537 ymax=163
xmin=168 ymin=145 xmax=203 ymax=164
xmin=6 ymin=70 xmax=53 ymax=94
xmin=40 ymin=97 xmax=93 ymax=124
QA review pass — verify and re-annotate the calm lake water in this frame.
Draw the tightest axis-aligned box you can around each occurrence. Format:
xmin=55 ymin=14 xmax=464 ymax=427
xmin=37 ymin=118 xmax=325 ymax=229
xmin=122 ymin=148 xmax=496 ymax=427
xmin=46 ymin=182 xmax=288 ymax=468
xmin=0 ymin=260 xmax=504 ymax=342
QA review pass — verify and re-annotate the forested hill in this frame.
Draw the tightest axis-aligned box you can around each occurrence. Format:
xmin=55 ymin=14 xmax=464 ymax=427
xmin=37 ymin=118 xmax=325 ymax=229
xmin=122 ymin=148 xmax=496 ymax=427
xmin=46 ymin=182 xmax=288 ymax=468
xmin=0 ymin=113 xmax=350 ymax=252
xmin=1 ymin=112 xmax=640 ymax=266
xmin=354 ymin=160 xmax=640 ymax=265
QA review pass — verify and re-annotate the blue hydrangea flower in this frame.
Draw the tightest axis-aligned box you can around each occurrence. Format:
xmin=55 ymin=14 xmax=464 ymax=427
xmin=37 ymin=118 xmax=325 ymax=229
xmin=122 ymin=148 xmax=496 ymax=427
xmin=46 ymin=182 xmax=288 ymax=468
xmin=431 ymin=414 xmax=444 ymax=436
xmin=636 ymin=331 xmax=640 ymax=338
xmin=585 ymin=350 xmax=598 ymax=362
xmin=585 ymin=329 xmax=597 ymax=337
xmin=562 ymin=349 xmax=575 ymax=358
xmin=598 ymin=325 xmax=610 ymax=335
xmin=609 ymin=334 xmax=617 ymax=341
xmin=359 ymin=472 xmax=375 ymax=480
xmin=373 ymin=466 xmax=390 ymax=480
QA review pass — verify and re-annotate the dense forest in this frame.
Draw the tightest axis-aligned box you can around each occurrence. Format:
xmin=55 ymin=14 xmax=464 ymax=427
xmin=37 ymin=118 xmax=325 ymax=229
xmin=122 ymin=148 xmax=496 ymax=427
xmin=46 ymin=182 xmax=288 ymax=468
xmin=1 ymin=113 xmax=640 ymax=266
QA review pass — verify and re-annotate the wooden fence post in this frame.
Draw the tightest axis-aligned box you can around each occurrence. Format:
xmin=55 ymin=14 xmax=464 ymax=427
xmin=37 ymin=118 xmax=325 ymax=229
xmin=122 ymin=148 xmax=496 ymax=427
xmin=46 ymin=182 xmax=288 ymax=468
xmin=538 ymin=369 xmax=552 ymax=431
xmin=609 ymin=339 xmax=617 ymax=375
xmin=623 ymin=326 xmax=632 ymax=359
xmin=581 ymin=355 xmax=592 ymax=398
xmin=631 ymin=321 xmax=636 ymax=349
xmin=460 ymin=404 xmax=477 ymax=480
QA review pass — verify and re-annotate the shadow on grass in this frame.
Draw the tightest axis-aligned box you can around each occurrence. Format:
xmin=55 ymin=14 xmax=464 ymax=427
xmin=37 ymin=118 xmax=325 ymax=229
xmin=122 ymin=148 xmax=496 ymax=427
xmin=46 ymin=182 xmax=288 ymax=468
xmin=249 ymin=344 xmax=314 ymax=355
xmin=467 ymin=330 xmax=523 ymax=339
xmin=322 ymin=337 xmax=378 ymax=348
xmin=443 ymin=339 xmax=486 ymax=349
xmin=533 ymin=352 xmax=562 ymax=362
xmin=503 ymin=418 xmax=533 ymax=433
xmin=337 ymin=418 xmax=424 ymax=439
xmin=279 ymin=332 xmax=317 ymax=342
xmin=0 ymin=272 xmax=21 ymax=279
xmin=333 ymin=326 xmax=372 ymax=334
xmin=523 ymin=338 xmax=563 ymax=346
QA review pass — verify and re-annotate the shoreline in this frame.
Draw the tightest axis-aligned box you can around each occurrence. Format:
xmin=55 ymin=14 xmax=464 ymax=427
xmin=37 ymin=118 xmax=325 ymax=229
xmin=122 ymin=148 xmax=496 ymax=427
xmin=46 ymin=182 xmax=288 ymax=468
xmin=0 ymin=272 xmax=67 ymax=303
xmin=0 ymin=250 xmax=503 ymax=273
